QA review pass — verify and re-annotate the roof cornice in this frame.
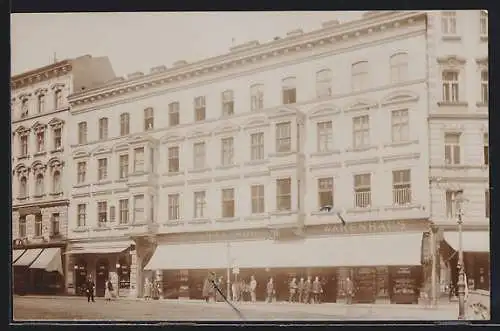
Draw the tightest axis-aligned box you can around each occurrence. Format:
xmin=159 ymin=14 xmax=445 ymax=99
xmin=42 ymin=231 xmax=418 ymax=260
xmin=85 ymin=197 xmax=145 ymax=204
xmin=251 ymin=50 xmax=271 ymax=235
xmin=68 ymin=11 xmax=426 ymax=107
xmin=11 ymin=60 xmax=72 ymax=90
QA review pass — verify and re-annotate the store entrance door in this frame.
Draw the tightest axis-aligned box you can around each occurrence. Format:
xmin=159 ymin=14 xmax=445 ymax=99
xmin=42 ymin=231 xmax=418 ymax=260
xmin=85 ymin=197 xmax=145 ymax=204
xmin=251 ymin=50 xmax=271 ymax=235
xmin=353 ymin=267 xmax=376 ymax=303
xmin=95 ymin=259 xmax=109 ymax=297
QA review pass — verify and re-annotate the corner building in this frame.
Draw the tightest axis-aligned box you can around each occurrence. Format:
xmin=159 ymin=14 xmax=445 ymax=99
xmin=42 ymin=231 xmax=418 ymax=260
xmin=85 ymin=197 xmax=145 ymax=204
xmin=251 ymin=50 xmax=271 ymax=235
xmin=67 ymin=11 xmax=444 ymax=303
xmin=11 ymin=55 xmax=115 ymax=295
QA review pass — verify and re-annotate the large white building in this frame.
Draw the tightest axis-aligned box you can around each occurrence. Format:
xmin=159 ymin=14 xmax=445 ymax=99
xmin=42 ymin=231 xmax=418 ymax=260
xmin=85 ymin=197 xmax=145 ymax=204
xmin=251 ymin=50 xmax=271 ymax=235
xmin=11 ymin=55 xmax=116 ymax=295
xmin=64 ymin=10 xmax=488 ymax=303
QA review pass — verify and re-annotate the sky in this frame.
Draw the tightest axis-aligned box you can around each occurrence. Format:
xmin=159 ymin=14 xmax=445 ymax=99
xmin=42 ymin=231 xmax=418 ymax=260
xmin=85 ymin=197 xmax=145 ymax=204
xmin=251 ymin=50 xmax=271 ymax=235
xmin=11 ymin=11 xmax=365 ymax=77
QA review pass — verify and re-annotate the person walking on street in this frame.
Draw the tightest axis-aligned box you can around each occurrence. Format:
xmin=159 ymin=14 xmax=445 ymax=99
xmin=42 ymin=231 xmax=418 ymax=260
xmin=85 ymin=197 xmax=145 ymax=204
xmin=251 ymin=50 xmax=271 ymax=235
xmin=85 ymin=275 xmax=95 ymax=303
xmin=312 ymin=276 xmax=322 ymax=304
xmin=345 ymin=277 xmax=354 ymax=305
xmin=105 ymin=278 xmax=113 ymax=302
xmin=266 ymin=278 xmax=275 ymax=303
xmin=144 ymin=278 xmax=152 ymax=300
xmin=249 ymin=275 xmax=257 ymax=303
xmin=297 ymin=278 xmax=305 ymax=303
xmin=202 ymin=277 xmax=212 ymax=303
xmin=288 ymin=277 xmax=298 ymax=303
xmin=304 ymin=276 xmax=312 ymax=304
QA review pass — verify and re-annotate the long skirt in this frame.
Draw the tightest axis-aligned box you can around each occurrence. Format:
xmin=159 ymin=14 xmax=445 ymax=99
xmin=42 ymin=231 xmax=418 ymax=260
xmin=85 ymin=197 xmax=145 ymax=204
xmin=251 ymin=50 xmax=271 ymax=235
xmin=105 ymin=288 xmax=112 ymax=300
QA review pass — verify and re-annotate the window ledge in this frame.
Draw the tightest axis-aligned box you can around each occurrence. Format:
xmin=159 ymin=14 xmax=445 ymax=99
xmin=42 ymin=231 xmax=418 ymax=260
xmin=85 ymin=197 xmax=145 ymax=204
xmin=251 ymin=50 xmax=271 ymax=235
xmin=311 ymin=210 xmax=338 ymax=216
xmin=476 ymin=102 xmax=488 ymax=108
xmin=310 ymin=150 xmax=341 ymax=157
xmin=17 ymin=155 xmax=30 ymax=161
xmin=115 ymin=178 xmax=128 ymax=183
xmin=113 ymin=224 xmax=129 ymax=230
xmin=346 ymin=207 xmax=380 ymax=213
xmin=271 ymin=210 xmax=296 ymax=216
xmin=480 ymin=35 xmax=488 ymax=42
xmin=34 ymin=151 xmax=47 ymax=157
xmin=188 ymin=167 xmax=212 ymax=174
xmin=346 ymin=145 xmax=377 ymax=153
xmin=437 ymin=101 xmax=468 ymax=107
xmin=441 ymin=35 xmax=462 ymax=42
xmin=130 ymin=171 xmax=147 ymax=177
xmin=384 ymin=140 xmax=418 ymax=148
xmin=269 ymin=151 xmax=295 ymax=157
xmin=95 ymin=180 xmax=112 ymax=186
xmin=93 ymin=226 xmax=111 ymax=231
xmin=73 ymin=227 xmax=90 ymax=233
xmin=32 ymin=236 xmax=44 ymax=240
xmin=163 ymin=220 xmax=183 ymax=226
xmin=384 ymin=203 xmax=420 ymax=211
xmin=33 ymin=194 xmax=46 ymax=199
xmin=216 ymin=164 xmax=240 ymax=171
xmin=50 ymin=148 xmax=64 ymax=154
xmin=245 ymin=214 xmax=269 ymax=221
xmin=74 ymin=183 xmax=90 ymax=189
xmin=244 ymin=160 xmax=268 ymax=166
xmin=165 ymin=171 xmax=182 ymax=177
xmin=17 ymin=196 xmax=29 ymax=201
xmin=49 ymin=192 xmax=64 ymax=197
xmin=187 ymin=218 xmax=211 ymax=225
xmin=215 ymin=217 xmax=239 ymax=223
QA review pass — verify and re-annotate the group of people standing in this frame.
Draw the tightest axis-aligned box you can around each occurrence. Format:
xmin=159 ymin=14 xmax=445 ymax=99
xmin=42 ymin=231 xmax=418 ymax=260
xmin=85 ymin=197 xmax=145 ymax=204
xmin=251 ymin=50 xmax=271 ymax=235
xmin=143 ymin=278 xmax=162 ymax=300
xmin=83 ymin=275 xmax=116 ymax=303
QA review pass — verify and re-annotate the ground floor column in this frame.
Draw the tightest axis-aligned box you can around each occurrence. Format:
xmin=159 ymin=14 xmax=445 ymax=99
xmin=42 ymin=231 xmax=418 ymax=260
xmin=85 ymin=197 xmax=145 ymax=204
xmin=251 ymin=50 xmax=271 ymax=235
xmin=129 ymin=249 xmax=144 ymax=298
xmin=65 ymin=253 xmax=75 ymax=295
xmin=156 ymin=269 xmax=164 ymax=299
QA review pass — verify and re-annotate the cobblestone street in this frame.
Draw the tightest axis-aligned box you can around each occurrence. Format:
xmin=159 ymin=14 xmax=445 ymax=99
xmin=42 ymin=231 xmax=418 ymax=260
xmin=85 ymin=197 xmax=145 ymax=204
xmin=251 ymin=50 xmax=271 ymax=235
xmin=13 ymin=296 xmax=460 ymax=321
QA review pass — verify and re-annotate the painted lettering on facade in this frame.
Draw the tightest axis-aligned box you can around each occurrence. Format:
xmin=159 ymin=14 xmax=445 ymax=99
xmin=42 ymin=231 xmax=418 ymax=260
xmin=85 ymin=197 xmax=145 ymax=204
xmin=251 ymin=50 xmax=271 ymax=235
xmin=311 ymin=220 xmax=423 ymax=236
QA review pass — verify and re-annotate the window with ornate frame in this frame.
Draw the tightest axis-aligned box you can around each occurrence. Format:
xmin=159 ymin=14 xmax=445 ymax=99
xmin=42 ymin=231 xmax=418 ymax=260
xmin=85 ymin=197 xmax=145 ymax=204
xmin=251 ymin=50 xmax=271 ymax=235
xmin=169 ymin=102 xmax=180 ymax=126
xmin=222 ymin=90 xmax=234 ymax=116
xmin=120 ymin=113 xmax=130 ymax=136
xmin=250 ymin=84 xmax=264 ymax=111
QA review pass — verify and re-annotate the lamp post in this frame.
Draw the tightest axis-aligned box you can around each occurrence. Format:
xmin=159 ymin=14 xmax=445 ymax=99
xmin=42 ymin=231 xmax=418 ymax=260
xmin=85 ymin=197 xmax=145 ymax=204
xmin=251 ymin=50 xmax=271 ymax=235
xmin=454 ymin=192 xmax=467 ymax=320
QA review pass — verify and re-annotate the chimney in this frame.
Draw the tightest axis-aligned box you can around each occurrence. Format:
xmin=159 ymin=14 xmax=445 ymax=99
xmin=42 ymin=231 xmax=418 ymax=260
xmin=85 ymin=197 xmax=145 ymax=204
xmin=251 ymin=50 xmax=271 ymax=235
xmin=322 ymin=20 xmax=340 ymax=28
xmin=230 ymin=40 xmax=260 ymax=52
xmin=286 ymin=29 xmax=304 ymax=37
xmin=173 ymin=60 xmax=188 ymax=67
xmin=150 ymin=65 xmax=167 ymax=74
xmin=127 ymin=72 xmax=144 ymax=80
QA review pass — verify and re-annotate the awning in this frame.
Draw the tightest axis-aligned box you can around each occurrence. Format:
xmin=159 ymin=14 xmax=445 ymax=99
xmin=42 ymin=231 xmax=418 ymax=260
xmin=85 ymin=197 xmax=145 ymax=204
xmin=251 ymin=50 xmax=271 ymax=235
xmin=443 ymin=231 xmax=490 ymax=253
xmin=144 ymin=233 xmax=423 ymax=270
xmin=65 ymin=241 xmax=133 ymax=255
xmin=12 ymin=249 xmax=26 ymax=263
xmin=13 ymin=248 xmax=43 ymax=267
xmin=30 ymin=247 xmax=63 ymax=274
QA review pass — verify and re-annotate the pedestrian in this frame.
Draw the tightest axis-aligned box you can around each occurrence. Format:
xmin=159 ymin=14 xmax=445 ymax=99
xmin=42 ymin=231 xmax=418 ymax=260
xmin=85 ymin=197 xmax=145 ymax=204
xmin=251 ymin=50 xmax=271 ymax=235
xmin=266 ymin=277 xmax=275 ymax=303
xmin=231 ymin=279 xmax=238 ymax=302
xmin=202 ymin=277 xmax=212 ymax=303
xmin=85 ymin=275 xmax=95 ymax=303
xmin=288 ymin=277 xmax=298 ymax=303
xmin=304 ymin=276 xmax=312 ymax=304
xmin=152 ymin=279 xmax=160 ymax=300
xmin=215 ymin=276 xmax=223 ymax=302
xmin=312 ymin=276 xmax=322 ymax=304
xmin=105 ymin=278 xmax=113 ymax=302
xmin=297 ymin=278 xmax=305 ymax=303
xmin=249 ymin=275 xmax=257 ymax=303
xmin=345 ymin=277 xmax=354 ymax=305
xmin=144 ymin=278 xmax=152 ymax=300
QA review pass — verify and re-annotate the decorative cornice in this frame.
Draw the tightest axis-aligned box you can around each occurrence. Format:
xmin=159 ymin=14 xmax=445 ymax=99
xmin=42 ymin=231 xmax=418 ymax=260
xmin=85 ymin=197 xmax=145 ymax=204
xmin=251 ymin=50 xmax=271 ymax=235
xmin=429 ymin=113 xmax=488 ymax=120
xmin=11 ymin=60 xmax=72 ymax=90
xmin=436 ymin=55 xmax=467 ymax=66
xmin=67 ymin=11 xmax=426 ymax=107
xmin=475 ymin=57 xmax=488 ymax=66
xmin=380 ymin=90 xmax=419 ymax=106
xmin=34 ymin=88 xmax=48 ymax=96
xmin=48 ymin=118 xmax=65 ymax=127
xmin=344 ymin=99 xmax=378 ymax=113
xmin=308 ymin=103 xmax=341 ymax=120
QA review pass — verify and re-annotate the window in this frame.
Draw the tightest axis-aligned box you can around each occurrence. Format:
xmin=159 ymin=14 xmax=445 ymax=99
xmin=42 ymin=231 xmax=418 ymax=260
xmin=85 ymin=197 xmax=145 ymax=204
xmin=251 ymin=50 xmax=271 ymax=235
xmin=392 ymin=170 xmax=411 ymax=205
xmin=250 ymin=132 xmax=264 ymax=160
xmin=444 ymin=133 xmax=461 ymax=165
xmin=442 ymin=71 xmax=459 ymax=102
xmin=222 ymin=188 xmax=235 ymax=218
xmin=485 ymin=190 xmax=490 ymax=218
xmin=194 ymin=96 xmax=206 ymax=121
xmin=51 ymin=213 xmax=60 ymax=236
xmin=318 ymin=178 xmax=334 ymax=208
xmin=276 ymin=122 xmax=292 ymax=153
xmin=168 ymin=194 xmax=180 ymax=220
xmin=97 ymin=158 xmax=108 ymax=180
xmin=221 ymin=137 xmax=234 ymax=165
xmin=21 ymin=99 xmax=29 ymax=117
xmin=109 ymin=206 xmax=116 ymax=222
xmin=193 ymin=142 xmax=206 ymax=169
xmin=36 ymin=130 xmax=45 ymax=152
xmin=98 ymin=118 xmax=108 ymax=140
xmin=134 ymin=147 xmax=144 ymax=172
xmin=445 ymin=190 xmax=463 ymax=219
xmin=351 ymin=61 xmax=368 ymax=91
xmin=54 ymin=89 xmax=63 ymax=109
xmin=484 ymin=134 xmax=489 ymax=165
xmin=353 ymin=115 xmax=370 ymax=148
xmin=97 ymin=201 xmax=108 ymax=225
xmin=18 ymin=216 xmax=26 ymax=238
xmin=19 ymin=177 xmax=28 ymax=198
xmin=77 ymin=161 xmax=86 ymax=183
xmin=391 ymin=110 xmax=409 ymax=142
xmin=133 ymin=195 xmax=145 ymax=223
xmin=390 ymin=53 xmax=408 ymax=84
xmin=37 ymin=95 xmax=45 ymax=113
xmin=481 ymin=70 xmax=488 ymax=104
xmin=35 ymin=174 xmax=44 ymax=196
xmin=276 ymin=178 xmax=292 ymax=211
xmin=144 ymin=107 xmax=154 ymax=131
xmin=250 ymin=84 xmax=264 ymax=111
xmin=77 ymin=204 xmax=86 ymax=227
xmin=169 ymin=102 xmax=180 ymax=126
xmin=34 ymin=214 xmax=43 ymax=237
xmin=194 ymin=191 xmax=206 ymax=218
xmin=53 ymin=127 xmax=62 ymax=150
xmin=316 ymin=69 xmax=333 ymax=98
xmin=20 ymin=135 xmax=28 ymax=156
xmin=222 ymin=90 xmax=234 ymax=116
xmin=441 ymin=11 xmax=457 ymax=35
xmin=354 ymin=174 xmax=371 ymax=208
xmin=317 ymin=121 xmax=333 ymax=152
xmin=167 ymin=146 xmax=180 ymax=173
xmin=119 ymin=199 xmax=129 ymax=224
xmin=251 ymin=185 xmax=265 ymax=214
xmin=282 ymin=77 xmax=297 ymax=104
xmin=52 ymin=171 xmax=61 ymax=193
xmin=119 ymin=154 xmax=129 ymax=179
xmin=78 ymin=122 xmax=87 ymax=144
xmin=120 ymin=113 xmax=130 ymax=136
xmin=480 ymin=11 xmax=488 ymax=36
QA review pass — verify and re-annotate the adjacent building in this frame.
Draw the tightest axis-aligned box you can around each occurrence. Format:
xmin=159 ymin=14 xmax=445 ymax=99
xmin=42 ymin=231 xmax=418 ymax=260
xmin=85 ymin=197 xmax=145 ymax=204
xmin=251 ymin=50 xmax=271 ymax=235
xmin=11 ymin=55 xmax=116 ymax=295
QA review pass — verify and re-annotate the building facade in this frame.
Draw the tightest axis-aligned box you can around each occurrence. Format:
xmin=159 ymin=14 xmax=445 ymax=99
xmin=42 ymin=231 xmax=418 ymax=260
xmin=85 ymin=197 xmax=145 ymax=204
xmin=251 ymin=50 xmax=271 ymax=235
xmin=11 ymin=55 xmax=116 ymax=295
xmin=66 ymin=11 xmax=436 ymax=303
xmin=426 ymin=10 xmax=489 ymax=295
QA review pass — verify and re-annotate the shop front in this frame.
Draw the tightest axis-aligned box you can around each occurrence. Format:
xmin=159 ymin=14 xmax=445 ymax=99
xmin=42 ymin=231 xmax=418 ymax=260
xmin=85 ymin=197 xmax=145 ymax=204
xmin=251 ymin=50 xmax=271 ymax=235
xmin=144 ymin=219 xmax=429 ymax=304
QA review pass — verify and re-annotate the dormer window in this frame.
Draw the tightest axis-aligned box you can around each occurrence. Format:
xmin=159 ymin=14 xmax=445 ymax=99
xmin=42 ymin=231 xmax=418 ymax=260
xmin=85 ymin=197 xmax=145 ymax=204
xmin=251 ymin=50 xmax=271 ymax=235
xmin=144 ymin=107 xmax=154 ymax=131
xmin=222 ymin=90 xmax=234 ymax=116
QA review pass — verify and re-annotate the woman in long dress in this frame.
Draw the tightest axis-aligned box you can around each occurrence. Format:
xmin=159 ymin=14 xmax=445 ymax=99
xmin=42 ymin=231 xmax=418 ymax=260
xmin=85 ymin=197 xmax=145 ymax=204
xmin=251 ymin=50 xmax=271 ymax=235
xmin=144 ymin=278 xmax=152 ymax=300
xmin=104 ymin=279 xmax=113 ymax=302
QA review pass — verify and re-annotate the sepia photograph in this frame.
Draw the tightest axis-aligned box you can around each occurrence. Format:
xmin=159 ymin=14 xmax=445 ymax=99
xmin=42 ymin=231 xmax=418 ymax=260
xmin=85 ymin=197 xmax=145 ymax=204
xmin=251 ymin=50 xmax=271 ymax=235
xmin=10 ymin=10 xmax=490 ymax=322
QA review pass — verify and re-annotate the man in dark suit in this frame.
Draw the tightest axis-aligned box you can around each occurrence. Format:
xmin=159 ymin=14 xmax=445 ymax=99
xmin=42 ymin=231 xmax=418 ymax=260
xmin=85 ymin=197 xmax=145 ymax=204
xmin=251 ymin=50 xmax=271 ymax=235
xmin=304 ymin=276 xmax=313 ymax=304
xmin=86 ymin=275 xmax=95 ymax=303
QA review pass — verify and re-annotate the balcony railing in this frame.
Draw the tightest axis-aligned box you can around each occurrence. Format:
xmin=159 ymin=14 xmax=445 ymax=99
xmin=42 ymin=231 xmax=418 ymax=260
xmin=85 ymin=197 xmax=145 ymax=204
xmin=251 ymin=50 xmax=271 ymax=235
xmin=354 ymin=190 xmax=371 ymax=208
xmin=393 ymin=187 xmax=412 ymax=205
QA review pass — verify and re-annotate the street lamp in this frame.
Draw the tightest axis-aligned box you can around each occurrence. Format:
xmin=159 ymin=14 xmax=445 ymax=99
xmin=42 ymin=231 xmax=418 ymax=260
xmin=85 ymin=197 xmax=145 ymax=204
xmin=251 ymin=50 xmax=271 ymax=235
xmin=454 ymin=191 xmax=468 ymax=320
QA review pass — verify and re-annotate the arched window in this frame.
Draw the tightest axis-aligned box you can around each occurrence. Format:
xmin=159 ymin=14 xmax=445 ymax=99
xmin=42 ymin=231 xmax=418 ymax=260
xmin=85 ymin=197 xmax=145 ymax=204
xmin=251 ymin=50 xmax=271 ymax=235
xmin=53 ymin=171 xmax=61 ymax=193
xmin=120 ymin=113 xmax=130 ymax=136
xmin=282 ymin=77 xmax=297 ymax=104
xmin=35 ymin=174 xmax=44 ymax=196
xmin=316 ymin=69 xmax=333 ymax=98
xmin=390 ymin=53 xmax=408 ymax=84
xmin=351 ymin=61 xmax=369 ymax=91
xmin=19 ymin=176 xmax=27 ymax=198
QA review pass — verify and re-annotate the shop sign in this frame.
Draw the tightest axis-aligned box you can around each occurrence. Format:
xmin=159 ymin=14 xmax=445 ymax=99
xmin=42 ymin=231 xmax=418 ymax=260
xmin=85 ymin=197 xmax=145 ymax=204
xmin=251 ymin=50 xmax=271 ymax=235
xmin=309 ymin=219 xmax=426 ymax=236
xmin=165 ymin=229 xmax=271 ymax=243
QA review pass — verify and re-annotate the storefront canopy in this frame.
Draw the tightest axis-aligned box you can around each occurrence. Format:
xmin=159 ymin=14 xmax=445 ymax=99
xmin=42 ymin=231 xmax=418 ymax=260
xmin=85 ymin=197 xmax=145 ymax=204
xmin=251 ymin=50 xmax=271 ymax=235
xmin=144 ymin=232 xmax=424 ymax=270
xmin=30 ymin=247 xmax=63 ymax=274
xmin=12 ymin=249 xmax=26 ymax=263
xmin=443 ymin=231 xmax=490 ymax=253
xmin=13 ymin=248 xmax=43 ymax=267
xmin=65 ymin=241 xmax=134 ymax=255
